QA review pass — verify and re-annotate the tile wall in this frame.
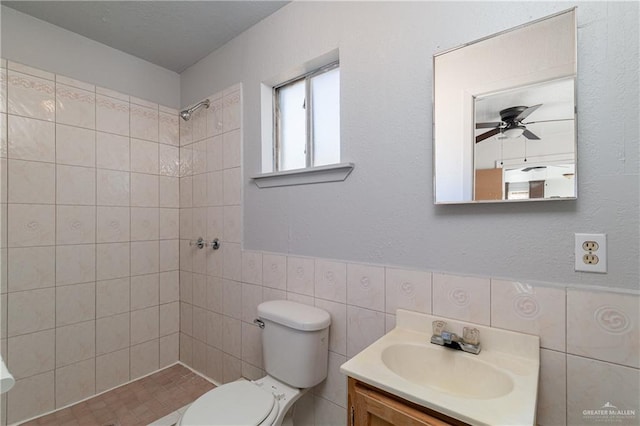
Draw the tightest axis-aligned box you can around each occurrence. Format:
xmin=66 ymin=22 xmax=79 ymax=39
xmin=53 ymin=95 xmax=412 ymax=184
xmin=198 ymin=250 xmax=639 ymax=426
xmin=0 ymin=60 xmax=180 ymax=425
xmin=176 ymin=86 xmax=244 ymax=383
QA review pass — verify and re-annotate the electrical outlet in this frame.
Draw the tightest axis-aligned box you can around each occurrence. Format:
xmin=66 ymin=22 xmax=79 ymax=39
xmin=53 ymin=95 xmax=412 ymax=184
xmin=582 ymin=254 xmax=599 ymax=264
xmin=575 ymin=233 xmax=607 ymax=273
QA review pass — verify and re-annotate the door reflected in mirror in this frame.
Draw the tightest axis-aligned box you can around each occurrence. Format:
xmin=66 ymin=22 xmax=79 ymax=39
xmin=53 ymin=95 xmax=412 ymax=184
xmin=473 ymin=77 xmax=576 ymax=201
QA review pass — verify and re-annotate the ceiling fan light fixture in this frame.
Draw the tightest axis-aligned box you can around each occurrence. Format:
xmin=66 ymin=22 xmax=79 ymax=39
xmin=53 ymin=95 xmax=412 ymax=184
xmin=503 ymin=127 xmax=525 ymax=138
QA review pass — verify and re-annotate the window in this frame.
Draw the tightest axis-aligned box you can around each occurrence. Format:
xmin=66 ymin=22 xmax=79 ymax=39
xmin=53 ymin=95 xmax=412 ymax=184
xmin=253 ymin=55 xmax=352 ymax=188
xmin=274 ymin=62 xmax=340 ymax=171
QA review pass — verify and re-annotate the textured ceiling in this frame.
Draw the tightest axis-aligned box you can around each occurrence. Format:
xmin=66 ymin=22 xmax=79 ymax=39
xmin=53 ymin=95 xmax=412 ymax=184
xmin=3 ymin=1 xmax=288 ymax=73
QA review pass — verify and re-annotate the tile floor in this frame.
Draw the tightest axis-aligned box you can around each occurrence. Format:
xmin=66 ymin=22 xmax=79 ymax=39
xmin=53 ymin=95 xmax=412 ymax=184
xmin=20 ymin=364 xmax=215 ymax=426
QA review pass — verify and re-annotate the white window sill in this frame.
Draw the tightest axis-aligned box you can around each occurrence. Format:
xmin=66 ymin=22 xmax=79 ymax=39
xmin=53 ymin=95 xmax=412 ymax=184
xmin=251 ymin=162 xmax=354 ymax=188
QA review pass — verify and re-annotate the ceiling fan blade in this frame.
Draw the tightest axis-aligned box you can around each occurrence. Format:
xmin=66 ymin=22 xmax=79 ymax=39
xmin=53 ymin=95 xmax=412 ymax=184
xmin=522 ymin=166 xmax=547 ymax=172
xmin=522 ymin=129 xmax=540 ymax=140
xmin=515 ymin=104 xmax=542 ymax=122
xmin=523 ymin=118 xmax=574 ymax=125
xmin=475 ymin=122 xmax=501 ymax=129
xmin=475 ymin=128 xmax=501 ymax=143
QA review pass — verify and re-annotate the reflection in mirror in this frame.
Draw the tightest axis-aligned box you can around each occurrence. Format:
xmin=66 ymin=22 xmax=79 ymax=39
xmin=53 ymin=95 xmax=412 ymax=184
xmin=473 ymin=77 xmax=576 ymax=201
xmin=433 ymin=8 xmax=577 ymax=204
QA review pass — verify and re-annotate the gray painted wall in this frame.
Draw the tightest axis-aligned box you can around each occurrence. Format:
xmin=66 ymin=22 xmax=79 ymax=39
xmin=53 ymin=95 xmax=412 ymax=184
xmin=1 ymin=6 xmax=180 ymax=108
xmin=183 ymin=2 xmax=636 ymax=290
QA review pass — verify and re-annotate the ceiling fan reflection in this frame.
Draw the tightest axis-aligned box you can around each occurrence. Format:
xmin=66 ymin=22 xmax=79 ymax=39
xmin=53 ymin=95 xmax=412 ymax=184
xmin=475 ymin=104 xmax=573 ymax=143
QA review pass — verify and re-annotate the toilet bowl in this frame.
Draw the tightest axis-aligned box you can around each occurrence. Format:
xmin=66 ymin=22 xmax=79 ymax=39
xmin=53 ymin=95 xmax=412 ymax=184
xmin=178 ymin=300 xmax=331 ymax=426
xmin=178 ymin=376 xmax=303 ymax=426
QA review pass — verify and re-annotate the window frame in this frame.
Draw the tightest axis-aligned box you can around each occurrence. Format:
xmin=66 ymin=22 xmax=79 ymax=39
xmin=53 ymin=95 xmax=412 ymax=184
xmin=273 ymin=60 xmax=340 ymax=172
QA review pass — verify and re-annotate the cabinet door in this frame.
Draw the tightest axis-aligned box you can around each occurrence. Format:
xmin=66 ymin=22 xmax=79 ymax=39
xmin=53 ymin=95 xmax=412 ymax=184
xmin=351 ymin=381 xmax=451 ymax=426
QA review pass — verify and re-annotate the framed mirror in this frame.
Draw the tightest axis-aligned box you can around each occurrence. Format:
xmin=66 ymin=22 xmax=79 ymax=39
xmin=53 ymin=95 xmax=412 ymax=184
xmin=433 ymin=8 xmax=577 ymax=204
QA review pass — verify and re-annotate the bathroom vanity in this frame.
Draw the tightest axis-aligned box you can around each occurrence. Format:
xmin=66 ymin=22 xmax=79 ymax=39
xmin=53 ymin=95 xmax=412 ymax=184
xmin=348 ymin=377 xmax=467 ymax=426
xmin=341 ymin=310 xmax=540 ymax=426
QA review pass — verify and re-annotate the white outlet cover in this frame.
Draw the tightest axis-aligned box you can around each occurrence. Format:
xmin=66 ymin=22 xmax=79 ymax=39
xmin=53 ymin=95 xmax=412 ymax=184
xmin=575 ymin=233 xmax=607 ymax=273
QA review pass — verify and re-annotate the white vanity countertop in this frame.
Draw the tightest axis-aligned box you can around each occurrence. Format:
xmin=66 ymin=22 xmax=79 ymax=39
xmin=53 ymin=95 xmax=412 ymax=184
xmin=340 ymin=310 xmax=540 ymax=426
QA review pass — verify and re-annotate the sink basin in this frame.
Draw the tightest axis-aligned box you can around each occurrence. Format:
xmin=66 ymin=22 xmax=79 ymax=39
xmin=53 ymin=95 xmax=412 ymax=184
xmin=381 ymin=343 xmax=513 ymax=399
xmin=340 ymin=310 xmax=540 ymax=425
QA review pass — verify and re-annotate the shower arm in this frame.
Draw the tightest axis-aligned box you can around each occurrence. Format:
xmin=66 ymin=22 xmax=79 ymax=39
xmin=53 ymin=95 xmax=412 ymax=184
xmin=180 ymin=99 xmax=210 ymax=121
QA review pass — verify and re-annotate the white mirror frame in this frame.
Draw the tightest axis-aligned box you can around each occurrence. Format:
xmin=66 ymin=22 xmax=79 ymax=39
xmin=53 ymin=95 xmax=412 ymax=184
xmin=433 ymin=8 xmax=577 ymax=204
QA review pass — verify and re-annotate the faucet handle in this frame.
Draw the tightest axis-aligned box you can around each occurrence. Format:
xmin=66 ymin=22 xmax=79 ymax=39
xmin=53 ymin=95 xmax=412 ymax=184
xmin=432 ymin=320 xmax=446 ymax=336
xmin=463 ymin=327 xmax=480 ymax=345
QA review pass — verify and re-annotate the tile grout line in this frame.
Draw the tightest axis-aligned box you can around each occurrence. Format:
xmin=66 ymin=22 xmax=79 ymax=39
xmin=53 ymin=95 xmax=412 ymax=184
xmin=157 ymin=103 xmax=161 ymax=368
xmin=3 ymin=65 xmax=10 ymax=424
xmin=93 ymin=78 xmax=98 ymax=402
xmin=129 ymin=92 xmax=133 ymax=383
xmin=53 ymin=73 xmax=58 ymax=412
xmin=564 ymin=287 xmax=568 ymax=426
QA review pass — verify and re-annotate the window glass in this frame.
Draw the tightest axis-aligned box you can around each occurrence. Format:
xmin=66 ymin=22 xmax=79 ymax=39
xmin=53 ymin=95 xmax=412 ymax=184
xmin=274 ymin=62 xmax=340 ymax=172
xmin=311 ymin=67 xmax=340 ymax=166
xmin=278 ymin=79 xmax=307 ymax=171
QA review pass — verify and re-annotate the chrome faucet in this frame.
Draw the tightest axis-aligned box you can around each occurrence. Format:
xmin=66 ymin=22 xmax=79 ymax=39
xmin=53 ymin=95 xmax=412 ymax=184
xmin=430 ymin=320 xmax=481 ymax=355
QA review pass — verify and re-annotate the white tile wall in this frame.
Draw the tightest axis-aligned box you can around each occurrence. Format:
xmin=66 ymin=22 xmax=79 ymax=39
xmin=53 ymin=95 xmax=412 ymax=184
xmin=239 ymin=251 xmax=260 ymax=285
xmin=178 ymin=86 xmax=246 ymax=388
xmin=538 ymin=349 xmax=567 ymax=426
xmin=1 ymin=61 xmax=179 ymax=425
xmin=6 ymin=70 xmax=55 ymax=121
xmin=96 ymin=207 xmax=130 ymax=243
xmin=4 ymin=371 xmax=55 ymax=424
xmin=567 ymin=289 xmax=639 ymax=368
xmin=96 ymin=95 xmax=129 ymax=136
xmin=346 ymin=305 xmax=385 ymax=358
xmin=385 ymin=267 xmax=431 ymax=314
xmin=264 ymin=253 xmax=287 ymax=290
xmin=491 ymin=279 xmax=566 ymax=351
xmin=8 ymin=160 xmax=55 ymax=204
xmin=95 ymin=348 xmax=129 ymax=393
xmin=55 ymin=358 xmax=95 ymax=408
xmin=432 ymin=273 xmax=490 ymax=325
xmin=314 ymin=259 xmax=347 ymax=303
xmin=567 ymin=355 xmax=639 ymax=426
xmin=346 ymin=263 xmax=385 ymax=311
xmin=191 ymin=248 xmax=639 ymax=426
xmin=284 ymin=255 xmax=311 ymax=294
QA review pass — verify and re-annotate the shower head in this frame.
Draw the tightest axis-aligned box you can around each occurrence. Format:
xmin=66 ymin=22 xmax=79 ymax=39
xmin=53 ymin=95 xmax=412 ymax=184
xmin=180 ymin=99 xmax=210 ymax=121
xmin=180 ymin=110 xmax=191 ymax=121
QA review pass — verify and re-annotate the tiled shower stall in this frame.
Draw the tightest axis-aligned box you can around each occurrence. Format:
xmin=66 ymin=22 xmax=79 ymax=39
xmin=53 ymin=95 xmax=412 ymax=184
xmin=1 ymin=58 xmax=639 ymax=426
xmin=176 ymin=85 xmax=245 ymax=383
xmin=0 ymin=60 xmax=181 ymax=424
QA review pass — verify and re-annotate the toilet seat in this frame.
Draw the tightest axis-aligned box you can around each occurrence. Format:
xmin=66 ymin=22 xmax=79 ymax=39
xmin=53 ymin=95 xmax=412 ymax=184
xmin=179 ymin=380 xmax=277 ymax=426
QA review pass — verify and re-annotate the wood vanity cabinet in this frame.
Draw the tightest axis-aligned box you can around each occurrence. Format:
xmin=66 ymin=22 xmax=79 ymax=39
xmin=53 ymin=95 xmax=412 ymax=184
xmin=347 ymin=377 xmax=469 ymax=426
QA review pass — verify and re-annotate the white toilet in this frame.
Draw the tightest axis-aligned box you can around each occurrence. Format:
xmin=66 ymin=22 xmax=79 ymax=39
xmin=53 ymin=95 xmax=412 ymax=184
xmin=178 ymin=300 xmax=331 ymax=426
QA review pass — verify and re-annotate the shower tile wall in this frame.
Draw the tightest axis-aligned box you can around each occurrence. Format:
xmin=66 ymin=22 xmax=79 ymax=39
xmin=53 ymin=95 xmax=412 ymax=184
xmin=177 ymin=86 xmax=244 ymax=383
xmin=0 ymin=60 xmax=180 ymax=425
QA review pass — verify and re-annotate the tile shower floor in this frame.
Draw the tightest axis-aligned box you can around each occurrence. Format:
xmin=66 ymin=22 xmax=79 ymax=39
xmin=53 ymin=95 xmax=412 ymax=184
xmin=21 ymin=364 xmax=215 ymax=426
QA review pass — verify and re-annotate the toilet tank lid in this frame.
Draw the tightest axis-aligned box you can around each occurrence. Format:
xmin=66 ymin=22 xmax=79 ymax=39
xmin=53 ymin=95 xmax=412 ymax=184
xmin=258 ymin=300 xmax=331 ymax=331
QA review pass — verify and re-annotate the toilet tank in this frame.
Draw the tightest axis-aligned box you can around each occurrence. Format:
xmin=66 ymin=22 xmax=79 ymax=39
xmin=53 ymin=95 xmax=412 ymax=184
xmin=257 ymin=300 xmax=331 ymax=389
